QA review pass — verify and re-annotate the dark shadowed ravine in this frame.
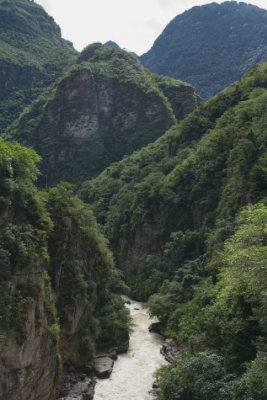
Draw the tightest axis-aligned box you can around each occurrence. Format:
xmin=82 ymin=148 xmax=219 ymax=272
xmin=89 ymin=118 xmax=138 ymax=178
xmin=94 ymin=297 xmax=167 ymax=400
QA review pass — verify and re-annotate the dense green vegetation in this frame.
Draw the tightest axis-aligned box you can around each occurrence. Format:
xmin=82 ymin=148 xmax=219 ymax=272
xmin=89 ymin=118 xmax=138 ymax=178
xmin=0 ymin=0 xmax=76 ymax=131
xmin=154 ymin=203 xmax=267 ymax=399
xmin=140 ymin=1 xmax=267 ymax=100
xmin=80 ymin=62 xmax=267 ymax=397
xmin=0 ymin=138 xmax=51 ymax=333
xmin=0 ymin=139 xmax=130 ymax=376
xmin=46 ymin=182 xmax=130 ymax=359
xmin=6 ymin=43 xmax=199 ymax=185
xmin=1 ymin=3 xmax=267 ymax=398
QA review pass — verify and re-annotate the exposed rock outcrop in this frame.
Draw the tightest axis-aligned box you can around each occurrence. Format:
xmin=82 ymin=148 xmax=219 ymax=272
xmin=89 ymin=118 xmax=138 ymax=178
xmin=0 ymin=141 xmax=129 ymax=400
xmin=8 ymin=43 xmax=200 ymax=186
xmin=160 ymin=338 xmax=179 ymax=363
xmin=56 ymin=373 xmax=95 ymax=400
xmin=0 ymin=272 xmax=58 ymax=400
xmin=117 ymin=218 xmax=160 ymax=280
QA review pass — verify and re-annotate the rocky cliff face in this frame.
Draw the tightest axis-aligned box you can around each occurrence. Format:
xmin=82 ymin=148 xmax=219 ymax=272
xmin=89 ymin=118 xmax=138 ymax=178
xmin=82 ymin=62 xmax=267 ymax=297
xmin=8 ymin=43 xmax=200 ymax=186
xmin=0 ymin=272 xmax=58 ymax=400
xmin=0 ymin=141 xmax=129 ymax=399
xmin=117 ymin=218 xmax=160 ymax=281
xmin=46 ymin=183 xmax=114 ymax=369
xmin=0 ymin=141 xmax=59 ymax=400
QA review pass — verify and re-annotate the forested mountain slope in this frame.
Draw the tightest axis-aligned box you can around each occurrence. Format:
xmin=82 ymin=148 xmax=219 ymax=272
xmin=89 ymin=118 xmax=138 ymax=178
xmin=140 ymin=1 xmax=267 ymax=100
xmin=6 ymin=43 xmax=200 ymax=185
xmin=80 ymin=63 xmax=267 ymax=398
xmin=0 ymin=139 xmax=129 ymax=400
xmin=0 ymin=0 xmax=77 ymax=131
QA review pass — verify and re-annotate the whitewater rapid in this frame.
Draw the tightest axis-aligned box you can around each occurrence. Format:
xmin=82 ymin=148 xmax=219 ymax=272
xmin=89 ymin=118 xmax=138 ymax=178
xmin=94 ymin=297 xmax=167 ymax=400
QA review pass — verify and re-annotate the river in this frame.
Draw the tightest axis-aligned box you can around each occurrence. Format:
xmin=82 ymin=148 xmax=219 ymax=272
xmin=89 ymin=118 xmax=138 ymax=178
xmin=94 ymin=297 xmax=167 ymax=400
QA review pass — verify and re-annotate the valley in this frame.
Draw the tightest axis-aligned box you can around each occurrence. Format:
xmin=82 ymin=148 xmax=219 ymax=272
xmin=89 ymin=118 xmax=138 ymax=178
xmin=0 ymin=1 xmax=266 ymax=400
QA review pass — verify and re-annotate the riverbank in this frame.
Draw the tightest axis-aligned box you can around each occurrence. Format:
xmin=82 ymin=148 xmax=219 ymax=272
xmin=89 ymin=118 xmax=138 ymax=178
xmin=56 ymin=297 xmax=169 ymax=400
xmin=94 ymin=297 xmax=167 ymax=400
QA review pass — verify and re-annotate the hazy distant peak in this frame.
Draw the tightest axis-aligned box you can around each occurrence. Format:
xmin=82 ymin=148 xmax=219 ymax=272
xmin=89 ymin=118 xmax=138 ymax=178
xmin=140 ymin=1 xmax=267 ymax=100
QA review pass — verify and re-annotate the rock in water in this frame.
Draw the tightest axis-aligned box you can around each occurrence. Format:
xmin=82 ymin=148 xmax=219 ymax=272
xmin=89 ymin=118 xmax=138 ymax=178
xmin=93 ymin=357 xmax=114 ymax=379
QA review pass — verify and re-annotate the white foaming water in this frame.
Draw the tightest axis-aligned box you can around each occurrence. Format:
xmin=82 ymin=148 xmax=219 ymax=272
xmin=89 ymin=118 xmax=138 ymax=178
xmin=94 ymin=297 xmax=167 ymax=400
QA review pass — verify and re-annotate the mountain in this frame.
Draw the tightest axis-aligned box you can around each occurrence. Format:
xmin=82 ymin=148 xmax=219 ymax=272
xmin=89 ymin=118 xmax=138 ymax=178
xmin=1 ymin=2 xmax=267 ymax=399
xmin=80 ymin=62 xmax=267 ymax=398
xmin=0 ymin=139 xmax=129 ymax=400
xmin=81 ymin=61 xmax=267 ymax=286
xmin=0 ymin=0 xmax=77 ymax=132
xmin=140 ymin=1 xmax=267 ymax=100
xmin=6 ymin=42 xmax=200 ymax=186
xmin=104 ymin=40 xmax=120 ymax=48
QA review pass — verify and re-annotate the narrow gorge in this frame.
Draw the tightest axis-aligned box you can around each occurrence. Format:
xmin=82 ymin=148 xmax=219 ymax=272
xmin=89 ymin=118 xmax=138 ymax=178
xmin=0 ymin=2 xmax=267 ymax=400
xmin=94 ymin=297 xmax=167 ymax=400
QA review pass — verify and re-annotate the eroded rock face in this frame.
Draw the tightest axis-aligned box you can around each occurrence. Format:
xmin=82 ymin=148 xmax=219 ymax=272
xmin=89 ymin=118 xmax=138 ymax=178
xmin=30 ymin=68 xmax=176 ymax=185
xmin=9 ymin=45 xmax=199 ymax=186
xmin=0 ymin=272 xmax=57 ymax=400
xmin=117 ymin=218 xmax=160 ymax=281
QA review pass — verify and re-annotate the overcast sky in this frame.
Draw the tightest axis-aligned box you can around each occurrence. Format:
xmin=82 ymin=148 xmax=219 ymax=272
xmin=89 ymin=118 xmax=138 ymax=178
xmin=35 ymin=0 xmax=267 ymax=55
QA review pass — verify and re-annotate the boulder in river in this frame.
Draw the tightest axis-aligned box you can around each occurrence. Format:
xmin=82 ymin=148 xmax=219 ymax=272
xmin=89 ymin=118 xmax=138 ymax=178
xmin=93 ymin=356 xmax=114 ymax=379
xmin=115 ymin=339 xmax=129 ymax=354
xmin=56 ymin=373 xmax=95 ymax=399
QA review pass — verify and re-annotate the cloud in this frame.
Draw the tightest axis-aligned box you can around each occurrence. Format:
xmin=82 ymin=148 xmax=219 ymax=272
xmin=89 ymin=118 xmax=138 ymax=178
xmin=145 ymin=18 xmax=163 ymax=33
xmin=154 ymin=0 xmax=186 ymax=11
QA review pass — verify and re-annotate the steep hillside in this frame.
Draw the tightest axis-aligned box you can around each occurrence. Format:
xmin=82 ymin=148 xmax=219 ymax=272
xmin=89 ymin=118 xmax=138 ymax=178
xmin=0 ymin=139 xmax=59 ymax=400
xmin=0 ymin=0 xmax=77 ymax=131
xmin=140 ymin=1 xmax=267 ymax=100
xmin=6 ymin=43 xmax=200 ymax=185
xmin=0 ymin=139 xmax=129 ymax=400
xmin=81 ymin=62 xmax=267 ymax=284
xmin=80 ymin=62 xmax=267 ymax=398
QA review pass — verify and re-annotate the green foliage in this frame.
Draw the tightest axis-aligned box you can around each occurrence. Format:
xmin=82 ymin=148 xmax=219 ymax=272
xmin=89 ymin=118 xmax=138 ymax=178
xmin=7 ymin=43 xmax=199 ymax=185
xmin=156 ymin=351 xmax=229 ymax=400
xmin=95 ymin=292 xmax=130 ymax=351
xmin=218 ymin=203 xmax=267 ymax=303
xmin=46 ymin=182 xmax=114 ymax=327
xmin=228 ymin=352 xmax=267 ymax=400
xmin=141 ymin=2 xmax=267 ymax=100
xmin=0 ymin=0 xmax=76 ymax=131
xmin=80 ymin=64 xmax=267 ymax=398
xmin=156 ymin=203 xmax=267 ymax=399
xmin=0 ymin=139 xmax=129 ymax=376
xmin=45 ymin=182 xmax=130 ymax=361
xmin=0 ymin=138 xmax=51 ymax=332
xmin=81 ymin=63 xmax=267 ymax=298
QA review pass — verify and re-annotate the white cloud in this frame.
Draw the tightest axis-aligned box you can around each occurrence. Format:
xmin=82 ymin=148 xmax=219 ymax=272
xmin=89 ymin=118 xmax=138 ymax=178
xmin=35 ymin=0 xmax=267 ymax=55
xmin=145 ymin=18 xmax=164 ymax=33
